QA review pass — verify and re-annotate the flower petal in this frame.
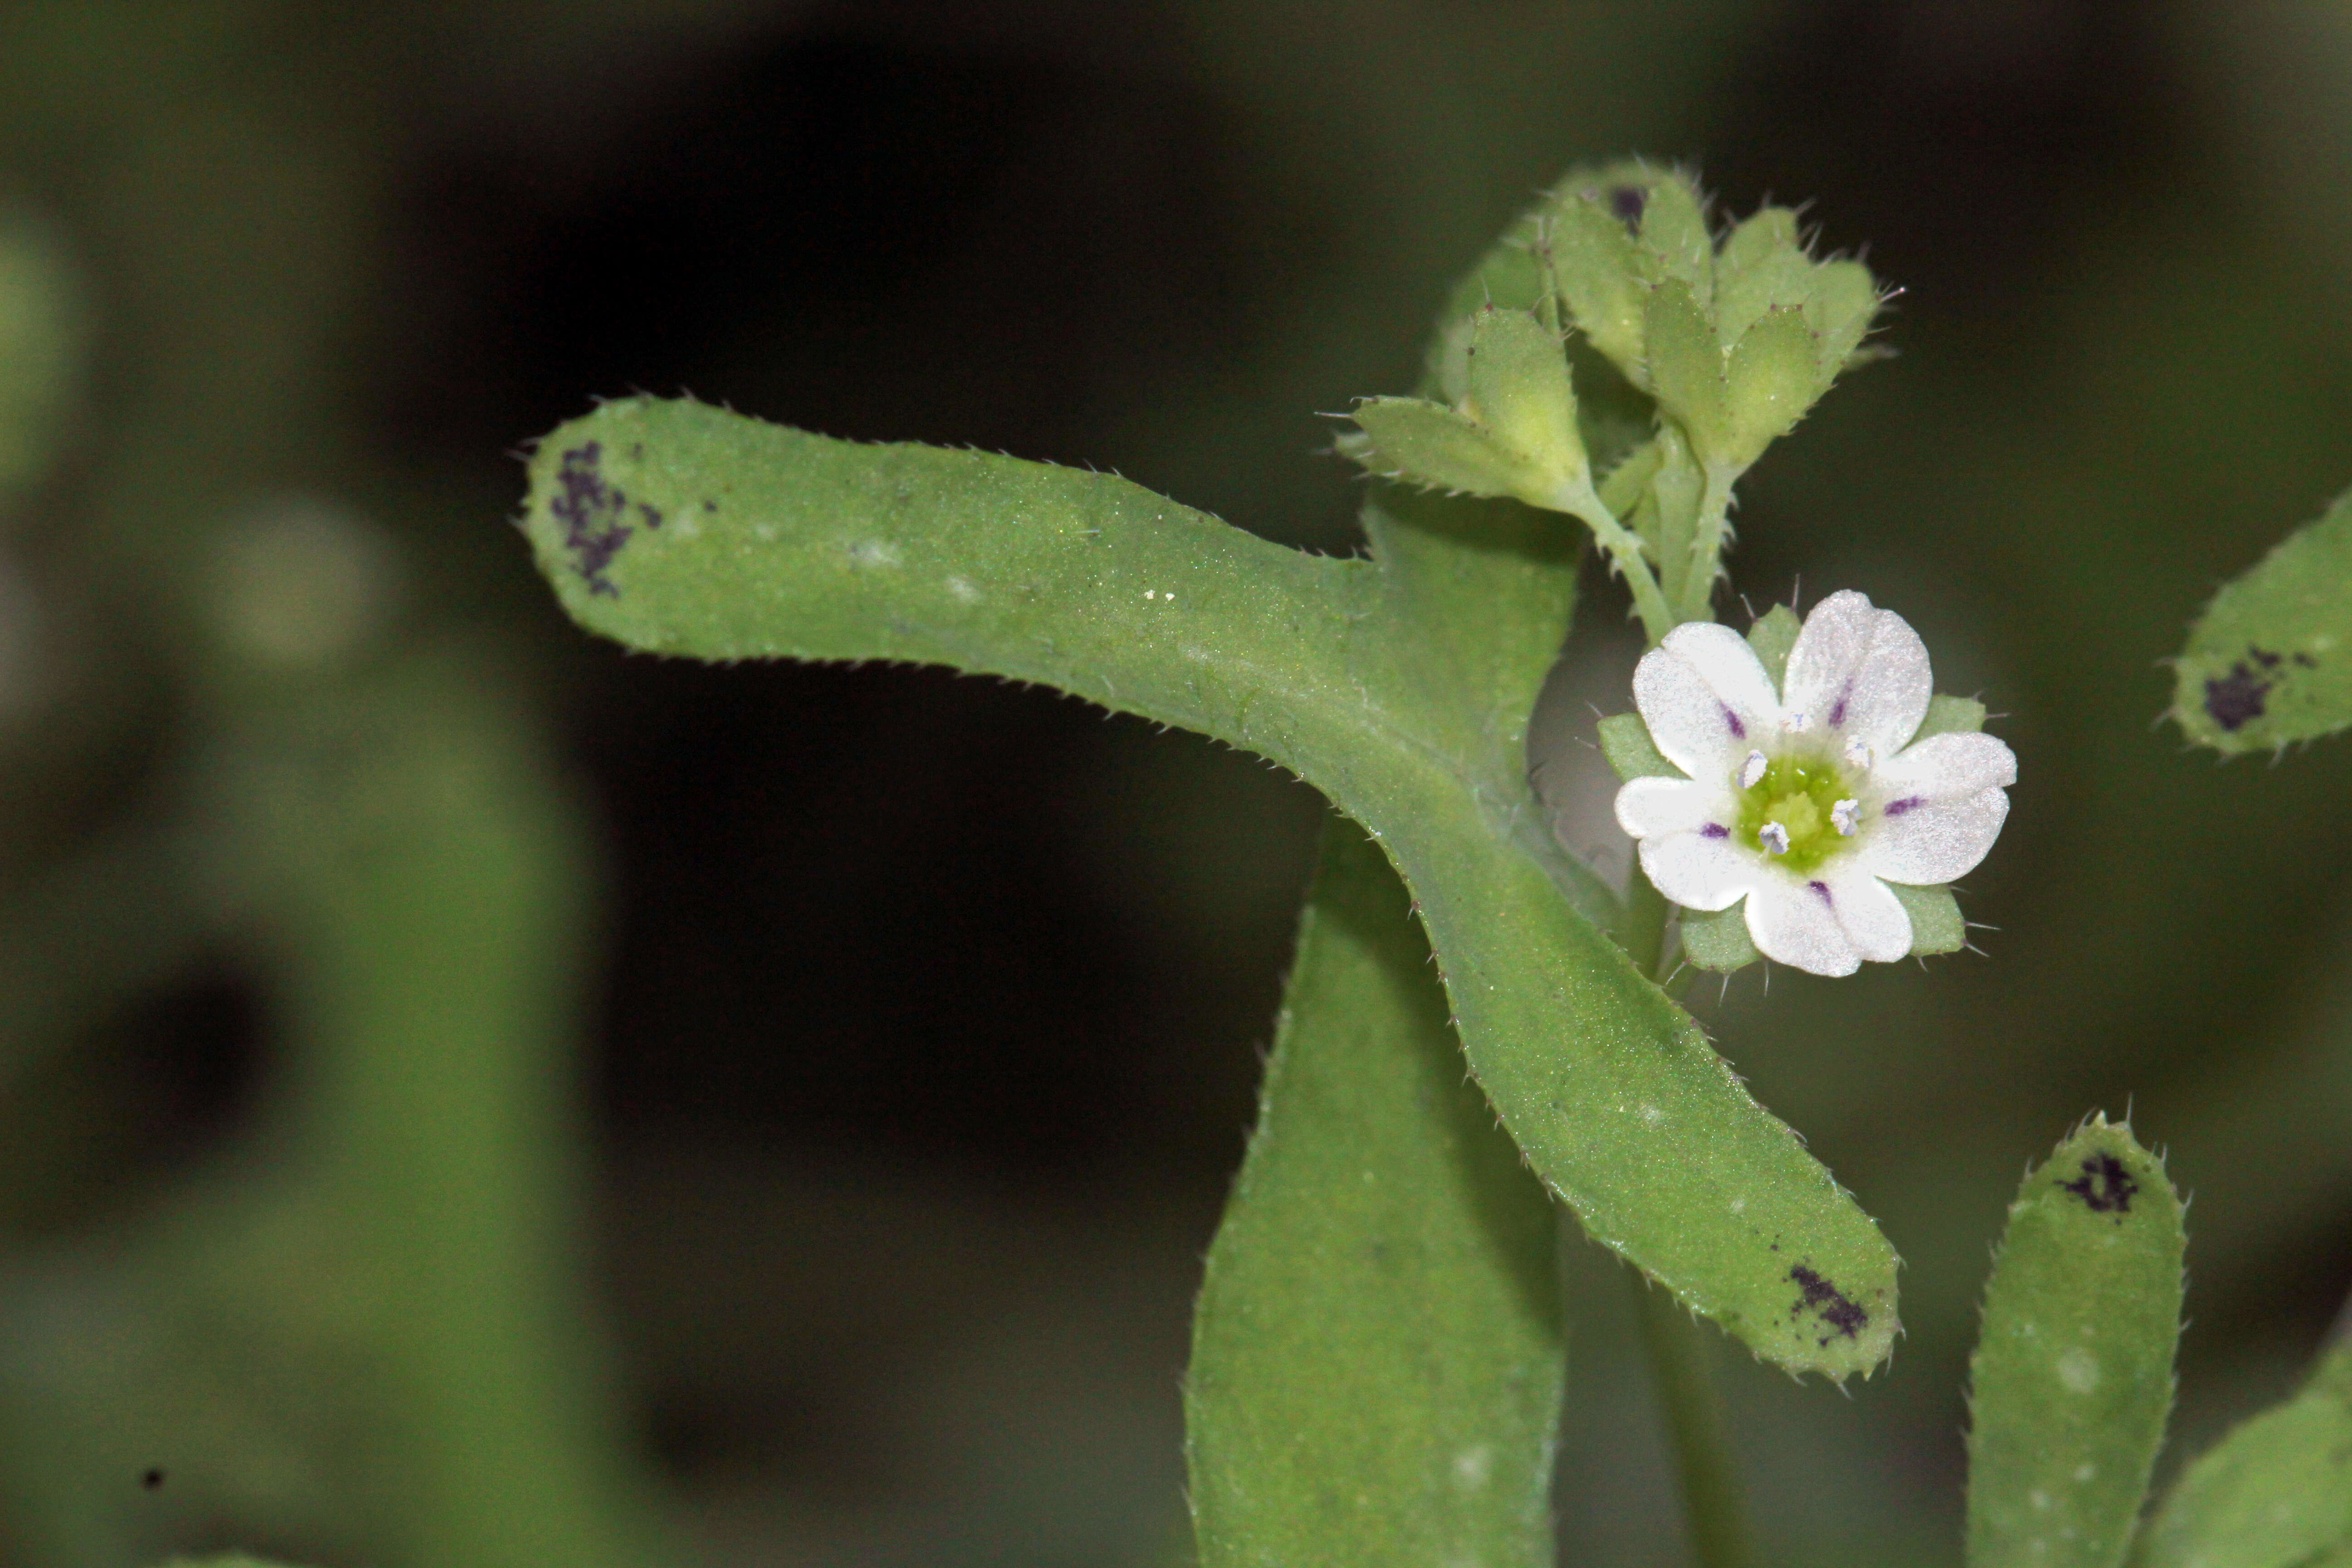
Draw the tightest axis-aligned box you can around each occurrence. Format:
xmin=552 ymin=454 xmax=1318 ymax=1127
xmin=1632 ymin=622 xmax=1781 ymax=779
xmin=1875 ymin=730 xmax=2018 ymax=798
xmin=1615 ymin=776 xmax=1735 ymax=841
xmin=1782 ymin=589 xmax=1932 ymax=752
xmin=1638 ymin=828 xmax=1761 ymax=912
xmin=1859 ymin=786 xmax=2009 ymax=885
xmin=1743 ymin=874 xmax=1861 ymax=977
xmin=1818 ymin=862 xmax=1912 ymax=964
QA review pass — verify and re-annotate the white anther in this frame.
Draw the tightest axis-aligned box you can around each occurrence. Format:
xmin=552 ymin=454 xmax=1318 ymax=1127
xmin=1832 ymin=798 xmax=1860 ymax=837
xmin=1739 ymin=750 xmax=1768 ymax=789
xmin=1843 ymin=735 xmax=1874 ymax=769
xmin=1759 ymin=822 xmax=1791 ymax=855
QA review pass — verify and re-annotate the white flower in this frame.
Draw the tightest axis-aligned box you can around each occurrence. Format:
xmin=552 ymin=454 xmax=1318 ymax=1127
xmin=1612 ymin=590 xmax=2016 ymax=977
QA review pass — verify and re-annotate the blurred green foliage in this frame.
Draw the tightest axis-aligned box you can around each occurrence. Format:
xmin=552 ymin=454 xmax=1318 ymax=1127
xmin=2 ymin=3 xmax=2352 ymax=1567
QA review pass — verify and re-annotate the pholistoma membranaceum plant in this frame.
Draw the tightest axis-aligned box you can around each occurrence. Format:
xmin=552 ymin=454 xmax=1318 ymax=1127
xmin=511 ymin=161 xmax=2352 ymax=1568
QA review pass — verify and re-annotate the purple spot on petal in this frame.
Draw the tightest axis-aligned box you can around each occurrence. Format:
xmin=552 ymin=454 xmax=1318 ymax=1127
xmin=1701 ymin=823 xmax=1730 ymax=839
xmin=1808 ymin=880 xmax=1833 ymax=904
xmin=1828 ymin=677 xmax=1855 ymax=730
xmin=1722 ymin=706 xmax=1746 ymax=740
xmin=1883 ymin=797 xmax=1923 ymax=817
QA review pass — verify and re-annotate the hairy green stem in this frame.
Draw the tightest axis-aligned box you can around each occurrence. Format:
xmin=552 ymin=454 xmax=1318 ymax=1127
xmin=1676 ymin=466 xmax=1737 ymax=624
xmin=1632 ymin=1272 xmax=1753 ymax=1568
xmin=1562 ymin=482 xmax=1676 ymax=646
xmin=1614 ymin=863 xmax=1751 ymax=1568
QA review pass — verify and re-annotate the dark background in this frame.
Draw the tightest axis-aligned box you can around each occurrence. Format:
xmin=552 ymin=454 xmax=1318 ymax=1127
xmin=4 ymin=3 xmax=2351 ymax=1564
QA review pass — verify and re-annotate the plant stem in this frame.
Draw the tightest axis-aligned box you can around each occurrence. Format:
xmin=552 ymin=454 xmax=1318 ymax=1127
xmin=1560 ymin=482 xmax=1676 ymax=646
xmin=1676 ymin=465 xmax=1736 ymax=624
xmin=1613 ymin=864 xmax=1752 ymax=1568
xmin=1631 ymin=1272 xmax=1753 ymax=1568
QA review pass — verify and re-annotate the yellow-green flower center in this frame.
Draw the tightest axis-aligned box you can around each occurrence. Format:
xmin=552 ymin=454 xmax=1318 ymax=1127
xmin=1735 ymin=753 xmax=1859 ymax=875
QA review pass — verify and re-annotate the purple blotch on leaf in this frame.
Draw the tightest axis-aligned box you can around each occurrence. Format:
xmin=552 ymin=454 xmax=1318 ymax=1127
xmin=1788 ymin=1263 xmax=1868 ymax=1346
xmin=2059 ymin=1151 xmax=2137 ymax=1215
xmin=550 ymin=441 xmax=638 ymax=598
xmin=2203 ymin=660 xmax=2271 ymax=732
xmin=1608 ymin=185 xmax=1647 ymax=230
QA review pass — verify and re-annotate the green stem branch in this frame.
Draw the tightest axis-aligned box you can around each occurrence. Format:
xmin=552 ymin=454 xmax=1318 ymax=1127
xmin=1561 ymin=483 xmax=1676 ymax=646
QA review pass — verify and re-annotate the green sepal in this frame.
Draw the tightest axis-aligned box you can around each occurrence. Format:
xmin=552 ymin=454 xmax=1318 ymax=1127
xmin=1723 ymin=306 xmax=1824 ymax=469
xmin=1633 ymin=171 xmax=1715 ymax=304
xmin=1642 ymin=279 xmax=1728 ymax=445
xmin=1351 ymin=312 xmax=1589 ymax=510
xmin=1889 ymin=882 xmax=1964 ymax=956
xmin=2132 ymin=1335 xmax=2352 ymax=1568
xmin=2169 ymin=483 xmax=2352 ymax=755
xmin=1679 ymin=902 xmax=1760 ymax=973
xmin=1598 ymin=712 xmax=1681 ymax=783
xmin=1347 ymin=397 xmax=1535 ymax=501
xmin=1541 ymin=189 xmax=1646 ymax=377
xmin=1807 ymin=258 xmax=1883 ymax=372
xmin=1463 ymin=307 xmax=1588 ymax=494
xmin=1916 ymin=692 xmax=1989 ymax=742
xmin=1714 ymin=207 xmax=1813 ymax=348
xmin=1746 ymin=603 xmax=1802 ymax=687
xmin=1966 ymin=1116 xmax=2185 ymax=1568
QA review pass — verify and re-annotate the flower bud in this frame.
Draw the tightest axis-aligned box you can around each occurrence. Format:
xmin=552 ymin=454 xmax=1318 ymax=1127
xmin=1345 ymin=307 xmax=1591 ymax=511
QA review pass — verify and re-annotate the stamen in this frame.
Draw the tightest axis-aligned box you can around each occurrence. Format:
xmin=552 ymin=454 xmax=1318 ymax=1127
xmin=1832 ymin=798 xmax=1859 ymax=836
xmin=1782 ymin=709 xmax=1809 ymax=733
xmin=1739 ymin=750 xmax=1768 ymax=789
xmin=1759 ymin=822 xmax=1791 ymax=855
xmin=1843 ymin=735 xmax=1874 ymax=769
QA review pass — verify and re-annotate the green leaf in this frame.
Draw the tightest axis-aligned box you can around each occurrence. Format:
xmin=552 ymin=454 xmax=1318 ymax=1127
xmin=1889 ymin=882 xmax=1965 ymax=956
xmin=2132 ymin=1337 xmax=2352 ymax=1568
xmin=1642 ymin=279 xmax=1730 ymax=455
xmin=1349 ymin=395 xmax=1536 ymax=500
xmin=1966 ymin=1117 xmax=2185 ymax=1568
xmin=521 ymin=396 xmax=1900 ymax=1377
xmin=0 ymin=208 xmax=83 ymax=499
xmin=1187 ymin=818 xmax=1564 ymax=1568
xmin=2170 ymin=484 xmax=2352 ymax=754
xmin=1746 ymin=603 xmax=1802 ymax=688
xmin=223 ymin=654 xmax=665 ymax=1568
xmin=1679 ymin=903 xmax=1761 ymax=973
